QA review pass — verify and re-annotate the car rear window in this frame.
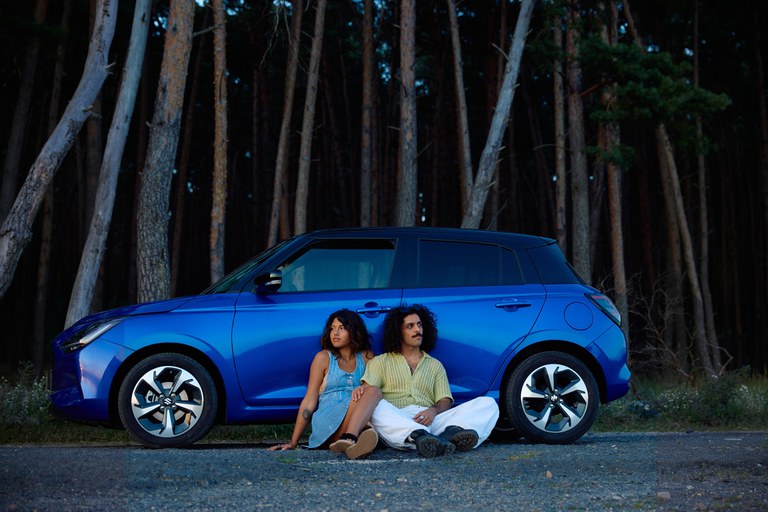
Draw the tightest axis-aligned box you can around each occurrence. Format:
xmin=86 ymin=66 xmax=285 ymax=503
xmin=527 ymin=243 xmax=583 ymax=284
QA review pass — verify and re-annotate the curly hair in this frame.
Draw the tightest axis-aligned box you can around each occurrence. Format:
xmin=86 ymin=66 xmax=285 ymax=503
xmin=381 ymin=304 xmax=438 ymax=354
xmin=320 ymin=309 xmax=372 ymax=357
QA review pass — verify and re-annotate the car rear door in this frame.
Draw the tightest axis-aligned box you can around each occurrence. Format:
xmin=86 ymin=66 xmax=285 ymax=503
xmin=400 ymin=238 xmax=546 ymax=401
xmin=231 ymin=238 xmax=402 ymax=409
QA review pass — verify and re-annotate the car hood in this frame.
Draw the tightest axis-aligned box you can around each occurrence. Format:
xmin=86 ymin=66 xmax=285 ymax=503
xmin=73 ymin=296 xmax=197 ymax=327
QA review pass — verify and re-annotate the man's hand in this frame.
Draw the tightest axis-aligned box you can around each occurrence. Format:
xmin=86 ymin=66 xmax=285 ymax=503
xmin=351 ymin=385 xmax=366 ymax=402
xmin=413 ymin=406 xmax=436 ymax=426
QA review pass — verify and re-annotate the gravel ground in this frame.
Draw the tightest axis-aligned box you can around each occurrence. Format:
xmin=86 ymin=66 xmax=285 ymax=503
xmin=1 ymin=431 xmax=766 ymax=511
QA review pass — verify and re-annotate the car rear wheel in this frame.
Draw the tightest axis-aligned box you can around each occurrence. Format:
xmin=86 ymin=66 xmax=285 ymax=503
xmin=506 ymin=351 xmax=599 ymax=444
xmin=118 ymin=353 xmax=218 ymax=448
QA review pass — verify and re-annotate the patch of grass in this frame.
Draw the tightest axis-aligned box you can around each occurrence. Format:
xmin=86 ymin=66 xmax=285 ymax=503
xmin=2 ymin=362 xmax=766 ymax=444
xmin=595 ymin=369 xmax=768 ymax=432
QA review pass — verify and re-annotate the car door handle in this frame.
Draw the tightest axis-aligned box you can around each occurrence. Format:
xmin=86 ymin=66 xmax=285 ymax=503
xmin=356 ymin=304 xmax=394 ymax=314
xmin=495 ymin=300 xmax=532 ymax=311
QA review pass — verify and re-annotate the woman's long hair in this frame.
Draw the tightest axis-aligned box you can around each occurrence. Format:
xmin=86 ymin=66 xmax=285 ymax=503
xmin=320 ymin=309 xmax=372 ymax=357
xmin=381 ymin=304 xmax=438 ymax=354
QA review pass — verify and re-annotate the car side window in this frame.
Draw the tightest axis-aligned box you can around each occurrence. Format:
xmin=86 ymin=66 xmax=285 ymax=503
xmin=277 ymin=239 xmax=396 ymax=292
xmin=418 ymin=240 xmax=499 ymax=287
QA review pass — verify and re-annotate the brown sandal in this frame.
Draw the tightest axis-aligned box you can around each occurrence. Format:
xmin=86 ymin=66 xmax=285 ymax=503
xmin=329 ymin=433 xmax=356 ymax=453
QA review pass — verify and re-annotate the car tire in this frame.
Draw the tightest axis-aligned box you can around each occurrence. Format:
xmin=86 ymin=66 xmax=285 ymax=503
xmin=118 ymin=353 xmax=218 ymax=448
xmin=505 ymin=351 xmax=599 ymax=444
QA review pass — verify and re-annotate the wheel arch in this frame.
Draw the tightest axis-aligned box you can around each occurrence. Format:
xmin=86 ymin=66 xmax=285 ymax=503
xmin=498 ymin=340 xmax=607 ymax=421
xmin=108 ymin=343 xmax=228 ymax=426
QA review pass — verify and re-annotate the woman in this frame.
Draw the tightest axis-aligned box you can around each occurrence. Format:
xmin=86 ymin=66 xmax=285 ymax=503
xmin=268 ymin=309 xmax=381 ymax=459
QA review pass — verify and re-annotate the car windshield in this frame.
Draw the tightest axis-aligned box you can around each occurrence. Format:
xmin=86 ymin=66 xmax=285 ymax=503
xmin=202 ymin=238 xmax=293 ymax=294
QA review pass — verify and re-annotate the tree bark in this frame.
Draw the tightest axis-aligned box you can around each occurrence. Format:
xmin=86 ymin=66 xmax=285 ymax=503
xmin=294 ymin=0 xmax=327 ymax=235
xmin=656 ymin=132 xmax=688 ymax=373
xmin=600 ymin=0 xmax=629 ymax=341
xmin=396 ymin=0 xmax=418 ymax=226
xmin=84 ymin=0 xmax=103 ymax=241
xmin=360 ymin=0 xmax=374 ymax=227
xmin=754 ymin=3 xmax=768 ymax=366
xmin=137 ymin=0 xmax=194 ymax=303
xmin=446 ymin=0 xmax=473 ymax=215
xmin=461 ymin=0 xmax=535 ymax=229
xmin=693 ymin=1 xmax=721 ymax=372
xmin=0 ymin=0 xmax=49 ymax=222
xmin=657 ymin=125 xmax=714 ymax=377
xmin=267 ymin=0 xmax=303 ymax=246
xmin=32 ymin=0 xmax=72 ymax=377
xmin=0 ymin=0 xmax=117 ymax=301
xmin=565 ymin=0 xmax=590 ymax=282
xmin=171 ymin=7 xmax=209 ymax=296
xmin=553 ymin=15 xmax=567 ymax=252
xmin=210 ymin=0 xmax=228 ymax=283
xmin=66 ymin=0 xmax=151 ymax=327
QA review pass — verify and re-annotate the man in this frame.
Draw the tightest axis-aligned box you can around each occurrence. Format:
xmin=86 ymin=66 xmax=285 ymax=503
xmin=361 ymin=304 xmax=499 ymax=457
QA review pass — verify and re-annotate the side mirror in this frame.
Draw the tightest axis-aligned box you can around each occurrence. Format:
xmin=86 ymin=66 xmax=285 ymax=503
xmin=255 ymin=270 xmax=282 ymax=294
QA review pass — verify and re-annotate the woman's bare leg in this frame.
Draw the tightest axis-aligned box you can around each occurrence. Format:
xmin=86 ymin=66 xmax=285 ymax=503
xmin=334 ymin=386 xmax=382 ymax=439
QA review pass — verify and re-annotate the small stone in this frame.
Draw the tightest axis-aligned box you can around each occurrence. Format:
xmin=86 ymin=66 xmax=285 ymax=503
xmin=657 ymin=492 xmax=671 ymax=501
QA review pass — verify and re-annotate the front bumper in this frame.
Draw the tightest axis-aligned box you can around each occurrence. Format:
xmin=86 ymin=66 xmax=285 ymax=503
xmin=50 ymin=338 xmax=132 ymax=422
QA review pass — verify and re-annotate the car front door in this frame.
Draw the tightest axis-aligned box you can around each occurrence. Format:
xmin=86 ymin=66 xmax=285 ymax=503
xmin=231 ymin=238 xmax=402 ymax=411
xmin=400 ymin=238 xmax=545 ymax=401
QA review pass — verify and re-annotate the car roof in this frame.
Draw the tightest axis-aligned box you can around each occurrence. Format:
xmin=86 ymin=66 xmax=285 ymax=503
xmin=302 ymin=227 xmax=554 ymax=250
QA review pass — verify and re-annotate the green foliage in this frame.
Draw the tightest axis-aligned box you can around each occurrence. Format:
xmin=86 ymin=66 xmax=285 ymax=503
xmin=0 ymin=362 xmax=50 ymax=425
xmin=580 ymin=35 xmax=731 ymax=127
xmin=595 ymin=370 xmax=768 ymax=432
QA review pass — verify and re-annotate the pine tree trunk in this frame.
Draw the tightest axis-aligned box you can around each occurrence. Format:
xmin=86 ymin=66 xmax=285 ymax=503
xmin=65 ymin=0 xmax=151 ymax=327
xmin=657 ymin=125 xmax=714 ymax=377
xmin=446 ymin=0 xmax=473 ymax=215
xmin=294 ymin=0 xmax=327 ymax=235
xmin=553 ymin=17 xmax=567 ymax=253
xmin=360 ymin=0 xmax=374 ymax=226
xmin=461 ymin=0 xmax=535 ymax=229
xmin=0 ymin=0 xmax=117 ymax=301
xmin=754 ymin=4 xmax=768 ymax=366
xmin=396 ymin=0 xmax=418 ymax=226
xmin=171 ymin=7 xmax=208 ymax=296
xmin=0 ymin=0 xmax=48 ymax=222
xmin=32 ymin=0 xmax=71 ymax=377
xmin=84 ymin=0 xmax=104 ymax=240
xmin=210 ymin=0 xmax=228 ymax=283
xmin=693 ymin=2 xmax=721 ymax=372
xmin=268 ymin=0 xmax=303 ymax=246
xmin=656 ymin=134 xmax=688 ymax=373
xmin=137 ymin=0 xmax=194 ymax=303
xmin=565 ymin=0 xmax=590 ymax=282
xmin=600 ymin=0 xmax=629 ymax=341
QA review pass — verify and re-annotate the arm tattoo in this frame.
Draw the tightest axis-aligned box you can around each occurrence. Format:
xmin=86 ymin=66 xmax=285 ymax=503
xmin=302 ymin=408 xmax=312 ymax=421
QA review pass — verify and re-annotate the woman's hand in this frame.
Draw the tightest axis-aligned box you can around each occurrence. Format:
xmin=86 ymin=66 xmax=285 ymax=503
xmin=351 ymin=385 xmax=367 ymax=402
xmin=267 ymin=442 xmax=297 ymax=451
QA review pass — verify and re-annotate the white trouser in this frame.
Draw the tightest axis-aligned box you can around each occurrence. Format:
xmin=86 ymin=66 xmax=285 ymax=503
xmin=370 ymin=396 xmax=499 ymax=450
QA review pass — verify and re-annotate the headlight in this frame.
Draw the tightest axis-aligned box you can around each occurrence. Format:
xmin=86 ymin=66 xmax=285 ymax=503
xmin=60 ymin=318 xmax=124 ymax=352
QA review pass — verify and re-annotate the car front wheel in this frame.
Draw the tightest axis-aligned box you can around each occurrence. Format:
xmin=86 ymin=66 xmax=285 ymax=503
xmin=506 ymin=351 xmax=599 ymax=444
xmin=118 ymin=353 xmax=218 ymax=448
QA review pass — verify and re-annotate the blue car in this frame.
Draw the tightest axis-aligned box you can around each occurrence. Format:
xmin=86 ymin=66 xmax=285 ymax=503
xmin=50 ymin=227 xmax=629 ymax=447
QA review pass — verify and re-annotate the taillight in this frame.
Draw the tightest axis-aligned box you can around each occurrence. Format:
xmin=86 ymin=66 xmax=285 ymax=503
xmin=586 ymin=293 xmax=622 ymax=327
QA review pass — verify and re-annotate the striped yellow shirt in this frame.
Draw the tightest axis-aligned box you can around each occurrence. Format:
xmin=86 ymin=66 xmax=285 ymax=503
xmin=361 ymin=352 xmax=453 ymax=408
